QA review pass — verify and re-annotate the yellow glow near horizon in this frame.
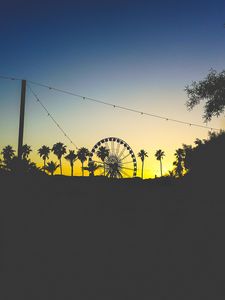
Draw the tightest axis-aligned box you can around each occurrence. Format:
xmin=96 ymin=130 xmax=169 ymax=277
xmin=0 ymin=80 xmax=224 ymax=178
xmin=21 ymin=137 xmax=195 ymax=178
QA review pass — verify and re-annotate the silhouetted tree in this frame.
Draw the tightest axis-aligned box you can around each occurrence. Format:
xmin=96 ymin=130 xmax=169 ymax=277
xmin=0 ymin=158 xmax=3 ymax=169
xmin=194 ymin=138 xmax=204 ymax=147
xmin=185 ymin=69 xmax=225 ymax=122
xmin=65 ymin=150 xmax=77 ymax=176
xmin=77 ymin=147 xmax=90 ymax=176
xmin=38 ymin=145 xmax=50 ymax=170
xmin=52 ymin=142 xmax=67 ymax=175
xmin=106 ymin=165 xmax=123 ymax=179
xmin=83 ymin=161 xmax=99 ymax=177
xmin=208 ymin=131 xmax=218 ymax=141
xmin=181 ymin=144 xmax=193 ymax=172
xmin=21 ymin=144 xmax=32 ymax=160
xmin=96 ymin=146 xmax=110 ymax=176
xmin=6 ymin=156 xmax=41 ymax=175
xmin=45 ymin=161 xmax=59 ymax=176
xmin=155 ymin=149 xmax=165 ymax=177
xmin=1 ymin=145 xmax=41 ymax=174
xmin=183 ymin=130 xmax=225 ymax=178
xmin=167 ymin=170 xmax=175 ymax=178
xmin=137 ymin=149 xmax=148 ymax=179
xmin=173 ymin=148 xmax=185 ymax=178
xmin=1 ymin=145 xmax=15 ymax=165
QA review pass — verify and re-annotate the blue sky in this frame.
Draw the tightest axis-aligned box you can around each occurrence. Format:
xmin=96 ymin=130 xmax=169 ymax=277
xmin=0 ymin=0 xmax=225 ymax=176
xmin=1 ymin=0 xmax=225 ymax=79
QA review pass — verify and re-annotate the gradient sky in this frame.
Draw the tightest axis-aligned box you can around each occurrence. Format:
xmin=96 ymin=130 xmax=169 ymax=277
xmin=0 ymin=0 xmax=225 ymax=177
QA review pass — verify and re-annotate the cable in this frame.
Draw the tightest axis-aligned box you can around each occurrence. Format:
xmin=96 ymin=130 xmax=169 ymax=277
xmin=27 ymin=84 xmax=79 ymax=150
xmin=0 ymin=75 xmax=21 ymax=81
xmin=27 ymin=79 xmax=221 ymax=131
xmin=0 ymin=75 xmax=222 ymax=131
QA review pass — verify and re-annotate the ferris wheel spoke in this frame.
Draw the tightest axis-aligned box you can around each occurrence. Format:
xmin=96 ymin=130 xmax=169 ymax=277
xmin=104 ymin=142 xmax=110 ymax=151
xmin=120 ymin=169 xmax=131 ymax=178
xmin=111 ymin=140 xmax=115 ymax=155
xmin=121 ymin=160 xmax=133 ymax=165
xmin=105 ymin=169 xmax=110 ymax=176
xmin=118 ymin=146 xmax=126 ymax=159
xmin=116 ymin=142 xmax=120 ymax=156
xmin=121 ymin=166 xmax=134 ymax=171
xmin=121 ymin=153 xmax=131 ymax=161
xmin=118 ymin=171 xmax=123 ymax=178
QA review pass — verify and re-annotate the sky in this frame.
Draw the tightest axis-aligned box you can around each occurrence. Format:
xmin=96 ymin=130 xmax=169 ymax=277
xmin=0 ymin=0 xmax=225 ymax=177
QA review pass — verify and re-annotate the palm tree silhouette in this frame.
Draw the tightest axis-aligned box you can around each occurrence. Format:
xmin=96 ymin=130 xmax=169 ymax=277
xmin=173 ymin=148 xmax=185 ymax=178
xmin=21 ymin=144 xmax=32 ymax=160
xmin=6 ymin=157 xmax=41 ymax=175
xmin=45 ymin=161 xmax=59 ymax=176
xmin=52 ymin=142 xmax=67 ymax=175
xmin=96 ymin=146 xmax=110 ymax=176
xmin=106 ymin=164 xmax=123 ymax=179
xmin=1 ymin=145 xmax=15 ymax=164
xmin=77 ymin=147 xmax=90 ymax=176
xmin=155 ymin=149 xmax=165 ymax=177
xmin=83 ymin=161 xmax=99 ymax=177
xmin=65 ymin=150 xmax=77 ymax=176
xmin=38 ymin=145 xmax=50 ymax=170
xmin=137 ymin=149 xmax=148 ymax=179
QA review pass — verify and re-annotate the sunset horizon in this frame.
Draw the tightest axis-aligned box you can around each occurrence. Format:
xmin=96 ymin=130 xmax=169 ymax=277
xmin=0 ymin=75 xmax=224 ymax=178
xmin=1 ymin=0 xmax=225 ymax=178
xmin=1 ymin=1 xmax=225 ymax=298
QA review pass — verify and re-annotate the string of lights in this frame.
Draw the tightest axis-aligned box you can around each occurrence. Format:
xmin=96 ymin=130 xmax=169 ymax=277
xmin=28 ymin=85 xmax=79 ymax=149
xmin=27 ymin=79 xmax=221 ymax=131
xmin=0 ymin=74 xmax=222 ymax=131
xmin=0 ymin=75 xmax=21 ymax=81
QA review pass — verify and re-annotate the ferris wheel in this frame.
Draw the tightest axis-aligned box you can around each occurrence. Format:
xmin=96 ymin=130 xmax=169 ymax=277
xmin=89 ymin=137 xmax=137 ymax=178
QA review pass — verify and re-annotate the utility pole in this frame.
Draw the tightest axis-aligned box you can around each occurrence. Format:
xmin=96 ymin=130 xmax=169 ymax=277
xmin=18 ymin=79 xmax=26 ymax=159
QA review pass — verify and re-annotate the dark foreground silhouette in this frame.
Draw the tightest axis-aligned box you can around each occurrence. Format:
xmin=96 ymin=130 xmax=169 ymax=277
xmin=1 ymin=172 xmax=224 ymax=299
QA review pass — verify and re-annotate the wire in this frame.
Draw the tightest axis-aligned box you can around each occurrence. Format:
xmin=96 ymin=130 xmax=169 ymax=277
xmin=0 ymin=75 xmax=21 ymax=81
xmin=27 ymin=79 xmax=221 ymax=131
xmin=27 ymin=84 xmax=79 ymax=150
xmin=0 ymin=75 xmax=222 ymax=131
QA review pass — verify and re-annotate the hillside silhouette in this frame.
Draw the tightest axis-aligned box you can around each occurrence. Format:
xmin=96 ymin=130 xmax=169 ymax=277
xmin=1 ymin=131 xmax=225 ymax=298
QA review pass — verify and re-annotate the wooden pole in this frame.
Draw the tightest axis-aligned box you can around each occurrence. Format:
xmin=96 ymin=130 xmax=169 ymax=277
xmin=18 ymin=79 xmax=26 ymax=159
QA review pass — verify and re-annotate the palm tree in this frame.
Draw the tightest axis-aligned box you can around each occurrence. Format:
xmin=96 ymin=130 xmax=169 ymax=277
xmin=83 ymin=161 xmax=99 ymax=177
xmin=65 ymin=150 xmax=77 ymax=176
xmin=137 ymin=149 xmax=148 ymax=179
xmin=52 ymin=142 xmax=67 ymax=175
xmin=77 ymin=147 xmax=90 ymax=176
xmin=45 ymin=161 xmax=59 ymax=176
xmin=5 ymin=156 xmax=40 ymax=175
xmin=155 ymin=149 xmax=165 ymax=177
xmin=173 ymin=148 xmax=185 ymax=178
xmin=21 ymin=144 xmax=32 ymax=160
xmin=1 ymin=145 xmax=15 ymax=164
xmin=38 ymin=145 xmax=50 ymax=170
xmin=96 ymin=146 xmax=110 ymax=176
